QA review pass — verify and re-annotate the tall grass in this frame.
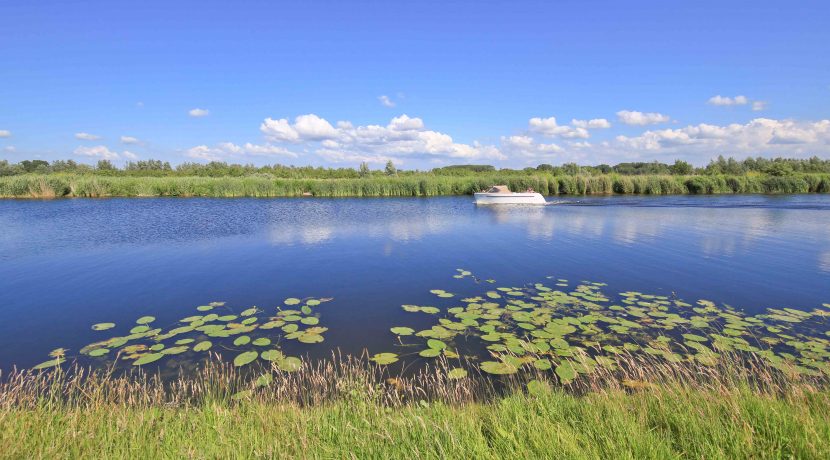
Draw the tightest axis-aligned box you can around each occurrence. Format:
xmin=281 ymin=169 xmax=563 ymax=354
xmin=1 ymin=352 xmax=828 ymax=458
xmin=1 ymin=173 xmax=828 ymax=198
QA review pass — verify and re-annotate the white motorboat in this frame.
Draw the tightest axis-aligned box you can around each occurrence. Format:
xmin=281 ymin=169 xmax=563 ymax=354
xmin=474 ymin=185 xmax=546 ymax=205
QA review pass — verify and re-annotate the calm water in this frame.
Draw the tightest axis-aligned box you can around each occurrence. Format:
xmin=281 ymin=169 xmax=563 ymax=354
xmin=1 ymin=195 xmax=829 ymax=371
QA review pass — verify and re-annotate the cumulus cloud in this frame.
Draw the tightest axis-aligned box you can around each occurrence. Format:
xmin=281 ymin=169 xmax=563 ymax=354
xmin=0 ymin=130 xmax=10 ymax=138
xmin=528 ymin=117 xmax=590 ymax=138
xmin=752 ymin=101 xmax=768 ymax=111
xmin=188 ymin=108 xmax=210 ymax=117
xmin=75 ymin=132 xmax=101 ymax=141
xmin=571 ymin=118 xmax=611 ymax=129
xmin=122 ymin=151 xmax=139 ymax=160
xmin=501 ymin=135 xmax=562 ymax=157
xmin=616 ymin=110 xmax=671 ymax=126
xmin=120 ymin=136 xmax=140 ymax=145
xmin=708 ymin=95 xmax=749 ymax=106
xmin=260 ymin=113 xmax=504 ymax=163
xmin=614 ymin=118 xmax=830 ymax=154
xmin=73 ymin=145 xmax=120 ymax=160
xmin=378 ymin=95 xmax=395 ymax=107
xmin=185 ymin=142 xmax=298 ymax=162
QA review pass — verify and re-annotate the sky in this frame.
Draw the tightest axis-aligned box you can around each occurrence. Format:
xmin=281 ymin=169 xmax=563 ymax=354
xmin=1 ymin=0 xmax=829 ymax=169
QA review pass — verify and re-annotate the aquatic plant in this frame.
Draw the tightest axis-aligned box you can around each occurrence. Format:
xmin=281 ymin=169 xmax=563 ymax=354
xmin=2 ymin=173 xmax=829 ymax=198
xmin=386 ymin=270 xmax=830 ymax=384
xmin=31 ymin=297 xmax=335 ymax=373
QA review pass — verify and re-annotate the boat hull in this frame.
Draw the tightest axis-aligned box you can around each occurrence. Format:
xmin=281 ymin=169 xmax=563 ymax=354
xmin=473 ymin=192 xmax=546 ymax=205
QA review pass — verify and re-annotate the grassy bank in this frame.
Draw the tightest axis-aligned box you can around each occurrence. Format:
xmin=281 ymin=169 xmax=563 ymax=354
xmin=2 ymin=355 xmax=828 ymax=458
xmin=1 ymin=172 xmax=829 ymax=198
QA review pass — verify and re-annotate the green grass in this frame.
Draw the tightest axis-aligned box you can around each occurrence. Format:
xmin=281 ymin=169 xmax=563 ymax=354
xmin=1 ymin=172 xmax=829 ymax=198
xmin=3 ymin=385 xmax=828 ymax=459
xmin=1 ymin=354 xmax=828 ymax=458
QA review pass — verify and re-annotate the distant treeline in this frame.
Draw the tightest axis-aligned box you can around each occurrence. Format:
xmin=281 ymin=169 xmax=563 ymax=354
xmin=2 ymin=156 xmax=830 ymax=179
xmin=2 ymin=172 xmax=828 ymax=198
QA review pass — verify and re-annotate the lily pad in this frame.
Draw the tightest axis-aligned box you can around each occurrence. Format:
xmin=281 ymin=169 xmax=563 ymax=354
xmin=133 ymin=353 xmax=164 ymax=366
xmin=277 ymin=356 xmax=302 ymax=372
xmin=391 ymin=327 xmax=415 ymax=336
xmin=193 ymin=341 xmax=212 ymax=352
xmin=370 ymin=353 xmax=399 ymax=365
xmin=91 ymin=323 xmax=115 ymax=331
xmin=136 ymin=316 xmax=156 ymax=325
xmin=233 ymin=351 xmax=258 ymax=367
xmin=447 ymin=368 xmax=468 ymax=379
xmin=284 ymin=298 xmax=301 ymax=305
xmin=480 ymin=361 xmax=518 ymax=375
xmin=234 ymin=336 xmax=251 ymax=346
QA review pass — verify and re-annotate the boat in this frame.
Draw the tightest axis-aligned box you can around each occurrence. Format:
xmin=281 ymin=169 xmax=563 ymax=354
xmin=473 ymin=185 xmax=546 ymax=205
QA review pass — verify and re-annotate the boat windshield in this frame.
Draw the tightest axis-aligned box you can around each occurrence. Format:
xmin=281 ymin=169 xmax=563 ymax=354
xmin=487 ymin=185 xmax=511 ymax=193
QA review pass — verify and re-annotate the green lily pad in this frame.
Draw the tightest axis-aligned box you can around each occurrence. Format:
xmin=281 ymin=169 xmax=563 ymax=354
xmin=241 ymin=307 xmax=258 ymax=317
xmin=252 ymin=338 xmax=271 ymax=346
xmin=419 ymin=348 xmax=441 ymax=358
xmin=284 ymin=298 xmax=301 ymax=305
xmin=480 ymin=361 xmax=518 ymax=375
xmin=260 ymin=350 xmax=284 ymax=361
xmin=91 ymin=323 xmax=115 ymax=331
xmin=555 ymin=361 xmax=576 ymax=383
xmin=278 ymin=356 xmax=302 ymax=372
xmin=447 ymin=368 xmax=468 ymax=379
xmin=391 ymin=327 xmax=415 ymax=336
xmin=234 ymin=336 xmax=251 ymax=346
xmin=33 ymin=357 xmax=66 ymax=370
xmin=427 ymin=339 xmax=447 ymax=350
xmin=88 ymin=348 xmax=109 ymax=357
xmin=256 ymin=373 xmax=273 ymax=387
xmin=233 ymin=351 xmax=258 ymax=367
xmin=133 ymin=353 xmax=164 ymax=366
xmin=193 ymin=341 xmax=212 ymax=352
xmin=370 ymin=353 xmax=399 ymax=365
xmin=136 ymin=316 xmax=156 ymax=325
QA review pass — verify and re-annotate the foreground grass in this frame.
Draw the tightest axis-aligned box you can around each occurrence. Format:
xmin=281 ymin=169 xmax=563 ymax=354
xmin=1 ymin=172 xmax=829 ymax=198
xmin=1 ymin=354 xmax=829 ymax=459
xmin=2 ymin=385 xmax=828 ymax=459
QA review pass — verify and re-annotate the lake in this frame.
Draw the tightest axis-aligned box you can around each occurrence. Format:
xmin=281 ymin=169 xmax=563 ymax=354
xmin=1 ymin=195 xmax=829 ymax=373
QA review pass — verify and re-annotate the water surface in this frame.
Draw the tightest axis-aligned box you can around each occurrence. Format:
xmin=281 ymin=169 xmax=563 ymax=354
xmin=1 ymin=195 xmax=828 ymax=370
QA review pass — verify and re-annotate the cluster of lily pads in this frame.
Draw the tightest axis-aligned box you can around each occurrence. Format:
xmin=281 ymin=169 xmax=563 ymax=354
xmin=373 ymin=271 xmax=830 ymax=384
xmin=34 ymin=297 xmax=333 ymax=372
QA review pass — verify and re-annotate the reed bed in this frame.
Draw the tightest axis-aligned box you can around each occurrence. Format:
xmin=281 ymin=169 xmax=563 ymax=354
xmin=1 ymin=173 xmax=828 ymax=198
xmin=1 ymin=352 xmax=828 ymax=458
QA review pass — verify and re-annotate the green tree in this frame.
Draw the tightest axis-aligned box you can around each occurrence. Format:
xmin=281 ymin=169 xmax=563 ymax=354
xmin=384 ymin=160 xmax=397 ymax=176
xmin=669 ymin=160 xmax=693 ymax=175
xmin=358 ymin=162 xmax=370 ymax=178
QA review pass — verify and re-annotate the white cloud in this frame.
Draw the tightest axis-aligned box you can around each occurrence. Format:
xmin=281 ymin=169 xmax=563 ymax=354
xmin=378 ymin=95 xmax=395 ymax=107
xmin=613 ymin=118 xmax=830 ymax=154
xmin=261 ymin=113 xmax=504 ymax=163
xmin=752 ymin=101 xmax=768 ymax=111
xmin=0 ymin=130 xmax=10 ymax=138
xmin=3 ymin=146 xmax=15 ymax=152
xmin=122 ymin=151 xmax=138 ymax=160
xmin=571 ymin=118 xmax=611 ymax=129
xmin=75 ymin=132 xmax=102 ymax=140
xmin=120 ymin=136 xmax=140 ymax=145
xmin=185 ymin=142 xmax=298 ymax=162
xmin=73 ymin=145 xmax=120 ymax=160
xmin=528 ymin=117 xmax=589 ymax=138
xmin=501 ymin=135 xmax=562 ymax=157
xmin=188 ymin=108 xmax=210 ymax=117
xmin=616 ymin=110 xmax=671 ymax=126
xmin=708 ymin=95 xmax=749 ymax=106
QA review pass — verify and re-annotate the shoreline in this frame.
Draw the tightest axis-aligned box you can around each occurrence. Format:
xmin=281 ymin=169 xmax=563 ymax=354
xmin=1 ymin=173 xmax=829 ymax=199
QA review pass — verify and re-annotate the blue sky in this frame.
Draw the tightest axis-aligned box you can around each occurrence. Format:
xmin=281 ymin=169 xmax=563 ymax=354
xmin=1 ymin=0 xmax=829 ymax=168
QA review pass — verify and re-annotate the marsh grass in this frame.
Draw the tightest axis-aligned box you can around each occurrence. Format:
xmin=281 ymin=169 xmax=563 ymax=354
xmin=1 ymin=173 xmax=829 ymax=198
xmin=2 ymin=351 xmax=828 ymax=458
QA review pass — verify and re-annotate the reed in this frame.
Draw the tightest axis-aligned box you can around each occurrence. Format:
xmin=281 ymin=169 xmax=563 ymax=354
xmin=1 ymin=352 xmax=828 ymax=458
xmin=1 ymin=173 xmax=828 ymax=198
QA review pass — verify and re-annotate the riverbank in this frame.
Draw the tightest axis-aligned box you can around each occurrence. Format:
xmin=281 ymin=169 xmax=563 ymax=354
xmin=2 ymin=356 xmax=828 ymax=458
xmin=1 ymin=173 xmax=829 ymax=198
